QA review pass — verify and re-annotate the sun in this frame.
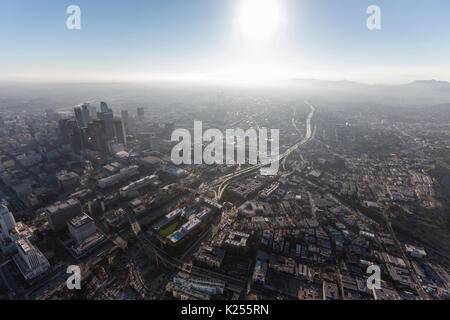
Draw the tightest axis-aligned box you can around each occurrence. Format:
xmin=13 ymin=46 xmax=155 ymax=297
xmin=238 ymin=0 xmax=282 ymax=47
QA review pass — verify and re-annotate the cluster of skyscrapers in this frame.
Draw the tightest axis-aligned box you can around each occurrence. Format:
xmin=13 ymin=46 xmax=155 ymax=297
xmin=58 ymin=102 xmax=144 ymax=157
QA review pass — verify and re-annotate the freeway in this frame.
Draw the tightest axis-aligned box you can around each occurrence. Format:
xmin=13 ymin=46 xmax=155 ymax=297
xmin=215 ymin=101 xmax=315 ymax=200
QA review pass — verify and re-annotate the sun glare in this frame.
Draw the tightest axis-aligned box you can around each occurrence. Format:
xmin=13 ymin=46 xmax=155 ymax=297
xmin=238 ymin=0 xmax=282 ymax=47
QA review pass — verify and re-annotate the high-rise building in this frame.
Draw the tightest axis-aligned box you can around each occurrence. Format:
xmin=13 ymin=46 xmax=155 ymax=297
xmin=59 ymin=118 xmax=84 ymax=151
xmin=88 ymin=119 xmax=109 ymax=155
xmin=0 ymin=204 xmax=18 ymax=241
xmin=81 ymin=103 xmax=91 ymax=126
xmin=113 ymin=117 xmax=127 ymax=145
xmin=100 ymin=101 xmax=109 ymax=113
xmin=74 ymin=107 xmax=84 ymax=127
xmin=79 ymin=127 xmax=90 ymax=150
xmin=97 ymin=109 xmax=114 ymax=140
xmin=58 ymin=119 xmax=71 ymax=143
xmin=0 ymin=204 xmax=16 ymax=230
xmin=13 ymin=238 xmax=50 ymax=280
xmin=89 ymin=105 xmax=98 ymax=120
xmin=45 ymin=198 xmax=82 ymax=232
xmin=137 ymin=107 xmax=145 ymax=119
xmin=68 ymin=214 xmax=97 ymax=243
xmin=70 ymin=124 xmax=84 ymax=152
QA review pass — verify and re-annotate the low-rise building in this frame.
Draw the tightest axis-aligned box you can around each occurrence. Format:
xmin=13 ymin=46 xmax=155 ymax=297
xmin=98 ymin=165 xmax=139 ymax=189
xmin=120 ymin=175 xmax=159 ymax=198
xmin=252 ymin=260 xmax=268 ymax=284
xmin=56 ymin=170 xmax=80 ymax=192
xmin=194 ymin=246 xmax=225 ymax=268
xmin=173 ymin=272 xmax=225 ymax=295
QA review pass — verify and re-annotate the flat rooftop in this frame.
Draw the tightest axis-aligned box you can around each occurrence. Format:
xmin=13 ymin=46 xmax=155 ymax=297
xmin=56 ymin=171 xmax=79 ymax=181
xmin=46 ymin=198 xmax=79 ymax=214
xmin=17 ymin=238 xmax=33 ymax=254
xmin=68 ymin=214 xmax=93 ymax=228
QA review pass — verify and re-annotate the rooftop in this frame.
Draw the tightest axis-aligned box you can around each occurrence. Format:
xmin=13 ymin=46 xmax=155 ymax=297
xmin=46 ymin=198 xmax=79 ymax=215
xmin=68 ymin=214 xmax=93 ymax=228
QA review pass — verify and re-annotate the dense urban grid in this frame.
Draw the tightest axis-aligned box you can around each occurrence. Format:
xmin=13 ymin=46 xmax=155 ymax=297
xmin=0 ymin=83 xmax=449 ymax=300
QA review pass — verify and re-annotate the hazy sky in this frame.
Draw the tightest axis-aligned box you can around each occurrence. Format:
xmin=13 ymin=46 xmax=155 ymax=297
xmin=1 ymin=0 xmax=449 ymax=84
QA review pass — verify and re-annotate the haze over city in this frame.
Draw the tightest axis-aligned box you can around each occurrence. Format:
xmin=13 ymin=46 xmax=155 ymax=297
xmin=0 ymin=0 xmax=449 ymax=306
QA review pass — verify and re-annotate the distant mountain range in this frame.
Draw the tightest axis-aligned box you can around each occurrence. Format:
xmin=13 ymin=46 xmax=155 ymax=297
xmin=287 ymin=78 xmax=450 ymax=107
xmin=290 ymin=78 xmax=450 ymax=88
xmin=406 ymin=80 xmax=450 ymax=89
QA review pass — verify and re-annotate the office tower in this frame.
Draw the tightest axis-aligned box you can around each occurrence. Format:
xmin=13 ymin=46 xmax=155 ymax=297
xmin=81 ymin=103 xmax=91 ymax=126
xmin=89 ymin=105 xmax=97 ymax=120
xmin=100 ymin=101 xmax=109 ymax=113
xmin=126 ymin=117 xmax=137 ymax=134
xmin=74 ymin=107 xmax=84 ymax=127
xmin=0 ymin=204 xmax=17 ymax=240
xmin=58 ymin=118 xmax=71 ymax=143
xmin=69 ymin=124 xmax=83 ymax=153
xmin=68 ymin=214 xmax=96 ymax=243
xmin=59 ymin=118 xmax=83 ymax=151
xmin=88 ymin=119 xmax=109 ymax=155
xmin=137 ymin=107 xmax=145 ymax=119
xmin=13 ymin=238 xmax=50 ymax=280
xmin=113 ymin=117 xmax=127 ymax=145
xmin=97 ymin=108 xmax=114 ymax=140
xmin=45 ymin=198 xmax=82 ymax=232
xmin=79 ymin=127 xmax=90 ymax=150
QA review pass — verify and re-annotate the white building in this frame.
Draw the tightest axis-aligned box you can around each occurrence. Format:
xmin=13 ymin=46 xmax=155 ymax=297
xmin=120 ymin=175 xmax=159 ymax=197
xmin=13 ymin=238 xmax=50 ymax=280
xmin=181 ymin=218 xmax=201 ymax=233
xmin=0 ymin=204 xmax=16 ymax=233
xmin=98 ymin=165 xmax=139 ymax=189
xmin=196 ymin=208 xmax=212 ymax=221
xmin=0 ymin=204 xmax=19 ymax=242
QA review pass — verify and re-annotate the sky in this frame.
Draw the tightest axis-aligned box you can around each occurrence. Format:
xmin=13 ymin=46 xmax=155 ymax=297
xmin=1 ymin=0 xmax=450 ymax=84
